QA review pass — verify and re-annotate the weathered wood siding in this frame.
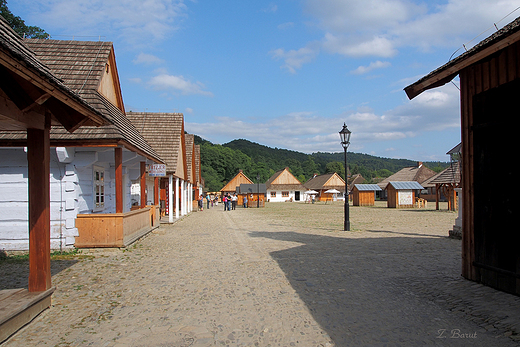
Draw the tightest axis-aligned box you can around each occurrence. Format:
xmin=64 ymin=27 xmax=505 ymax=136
xmin=459 ymin=40 xmax=520 ymax=294
xmin=352 ymin=189 xmax=375 ymax=206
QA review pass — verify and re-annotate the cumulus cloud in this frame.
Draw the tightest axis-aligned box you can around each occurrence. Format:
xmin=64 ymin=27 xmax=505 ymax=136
xmin=149 ymin=74 xmax=213 ymax=96
xmin=271 ymin=0 xmax=520 ymax=71
xmin=351 ymin=60 xmax=391 ymax=75
xmin=133 ymin=53 xmax=164 ymax=65
xmin=23 ymin=0 xmax=188 ymax=47
xmin=270 ymin=43 xmax=320 ymax=73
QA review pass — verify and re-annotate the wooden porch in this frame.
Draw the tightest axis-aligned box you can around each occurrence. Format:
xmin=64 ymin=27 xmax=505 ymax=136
xmin=0 ymin=288 xmax=55 ymax=343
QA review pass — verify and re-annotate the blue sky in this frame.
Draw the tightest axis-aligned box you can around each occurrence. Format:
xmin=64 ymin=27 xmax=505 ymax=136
xmin=9 ymin=0 xmax=520 ymax=161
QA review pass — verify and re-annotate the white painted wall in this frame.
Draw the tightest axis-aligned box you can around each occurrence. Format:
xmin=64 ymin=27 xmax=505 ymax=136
xmin=266 ymin=190 xmax=303 ymax=202
xmin=0 ymin=147 xmax=148 ymax=251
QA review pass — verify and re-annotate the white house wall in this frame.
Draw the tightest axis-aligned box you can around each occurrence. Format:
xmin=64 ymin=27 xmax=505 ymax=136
xmin=267 ymin=190 xmax=302 ymax=202
xmin=0 ymin=147 xmax=148 ymax=251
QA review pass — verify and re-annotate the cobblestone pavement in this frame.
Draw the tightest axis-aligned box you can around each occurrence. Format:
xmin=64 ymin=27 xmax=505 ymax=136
xmin=2 ymin=203 xmax=520 ymax=346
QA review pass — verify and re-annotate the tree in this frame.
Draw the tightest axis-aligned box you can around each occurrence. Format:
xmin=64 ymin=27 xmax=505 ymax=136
xmin=1 ymin=1 xmax=48 ymax=38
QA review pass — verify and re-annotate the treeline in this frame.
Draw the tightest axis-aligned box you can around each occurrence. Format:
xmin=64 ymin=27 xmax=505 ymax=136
xmin=195 ymin=137 xmax=449 ymax=192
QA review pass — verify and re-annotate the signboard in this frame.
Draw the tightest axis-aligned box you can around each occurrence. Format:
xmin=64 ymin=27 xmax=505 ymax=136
xmin=398 ymin=190 xmax=413 ymax=206
xmin=149 ymin=164 xmax=166 ymax=177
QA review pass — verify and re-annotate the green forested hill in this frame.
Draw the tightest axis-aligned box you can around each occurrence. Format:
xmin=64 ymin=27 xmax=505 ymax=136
xmin=195 ymin=136 xmax=449 ymax=192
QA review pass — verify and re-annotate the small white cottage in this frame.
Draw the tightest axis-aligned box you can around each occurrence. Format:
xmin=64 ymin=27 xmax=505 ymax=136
xmin=265 ymin=167 xmax=306 ymax=202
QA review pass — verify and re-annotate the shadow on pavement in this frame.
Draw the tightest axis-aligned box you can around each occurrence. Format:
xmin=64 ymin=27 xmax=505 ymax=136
xmin=248 ymin=230 xmax=515 ymax=346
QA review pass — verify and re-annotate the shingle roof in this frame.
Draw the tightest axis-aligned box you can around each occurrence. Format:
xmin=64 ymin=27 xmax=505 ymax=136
xmin=0 ymin=38 xmax=161 ymax=162
xmin=185 ymin=134 xmax=194 ymax=183
xmin=126 ymin=112 xmax=185 ymax=175
xmin=0 ymin=17 xmax=107 ymax=128
xmin=405 ymin=16 xmax=520 ymax=99
xmin=377 ymin=164 xmax=436 ymax=189
xmin=304 ymin=172 xmax=345 ymax=190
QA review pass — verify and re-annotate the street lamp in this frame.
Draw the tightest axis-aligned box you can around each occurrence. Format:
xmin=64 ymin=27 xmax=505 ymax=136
xmin=339 ymin=123 xmax=351 ymax=231
xmin=257 ymin=174 xmax=260 ymax=208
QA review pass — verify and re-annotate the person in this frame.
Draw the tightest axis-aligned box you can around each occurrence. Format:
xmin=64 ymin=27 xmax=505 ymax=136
xmin=231 ymin=193 xmax=237 ymax=210
xmin=198 ymin=194 xmax=203 ymax=211
xmin=206 ymin=194 xmax=211 ymax=210
xmin=243 ymin=195 xmax=248 ymax=208
xmin=227 ymin=193 xmax=232 ymax=211
xmin=223 ymin=194 xmax=228 ymax=211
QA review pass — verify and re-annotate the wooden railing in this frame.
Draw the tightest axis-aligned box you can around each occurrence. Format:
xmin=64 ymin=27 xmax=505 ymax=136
xmin=75 ymin=205 xmax=160 ymax=248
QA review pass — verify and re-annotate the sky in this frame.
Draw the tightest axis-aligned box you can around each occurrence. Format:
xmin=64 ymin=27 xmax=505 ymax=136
xmin=9 ymin=0 xmax=520 ymax=161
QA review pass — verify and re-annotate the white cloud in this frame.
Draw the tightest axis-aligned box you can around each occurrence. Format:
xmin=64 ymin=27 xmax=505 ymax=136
xmin=149 ymin=74 xmax=213 ymax=96
xmin=133 ymin=53 xmax=164 ymax=65
xmin=270 ymin=42 xmax=320 ymax=73
xmin=24 ymin=0 xmax=188 ymax=48
xmin=351 ymin=60 xmax=391 ymax=75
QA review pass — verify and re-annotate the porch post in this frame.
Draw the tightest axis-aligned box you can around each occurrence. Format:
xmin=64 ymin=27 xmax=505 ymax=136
xmin=175 ymin=177 xmax=180 ymax=219
xmin=154 ymin=177 xmax=159 ymax=205
xmin=168 ymin=174 xmax=174 ymax=223
xmin=27 ymin=122 xmax=51 ymax=292
xmin=115 ymin=148 xmax=123 ymax=213
xmin=140 ymin=161 xmax=146 ymax=208
xmin=188 ymin=183 xmax=192 ymax=212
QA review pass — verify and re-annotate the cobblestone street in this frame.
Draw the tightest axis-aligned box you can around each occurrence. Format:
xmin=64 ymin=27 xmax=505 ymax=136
xmin=2 ymin=202 xmax=520 ymax=346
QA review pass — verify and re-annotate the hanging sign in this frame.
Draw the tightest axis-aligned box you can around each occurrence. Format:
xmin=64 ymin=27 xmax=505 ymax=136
xmin=149 ymin=164 xmax=166 ymax=177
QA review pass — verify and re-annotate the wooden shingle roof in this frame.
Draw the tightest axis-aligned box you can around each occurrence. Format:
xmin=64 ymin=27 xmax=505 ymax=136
xmin=185 ymin=133 xmax=194 ymax=183
xmin=377 ymin=163 xmax=436 ymax=190
xmin=0 ymin=17 xmax=107 ymax=130
xmin=126 ymin=112 xmax=186 ymax=178
xmin=304 ymin=172 xmax=345 ymax=190
xmin=405 ymin=16 xmax=520 ymax=99
xmin=0 ymin=38 xmax=161 ymax=162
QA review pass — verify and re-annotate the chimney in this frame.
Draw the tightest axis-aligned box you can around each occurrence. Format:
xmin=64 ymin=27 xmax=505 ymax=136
xmin=417 ymin=162 xmax=423 ymax=168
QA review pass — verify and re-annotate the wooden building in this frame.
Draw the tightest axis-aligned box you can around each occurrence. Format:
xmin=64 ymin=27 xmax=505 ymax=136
xmin=377 ymin=162 xmax=436 ymax=200
xmin=423 ymin=160 xmax=461 ymax=211
xmin=220 ymin=170 xmax=254 ymax=197
xmin=0 ymin=39 xmax=164 ymax=249
xmin=126 ymin=112 xmax=189 ymax=223
xmin=0 ymin=18 xmax=110 ymax=343
xmin=304 ymin=172 xmax=346 ymax=202
xmin=265 ymin=167 xmax=306 ymax=202
xmin=236 ymin=183 xmax=267 ymax=207
xmin=352 ymin=184 xmax=382 ymax=206
xmin=385 ymin=181 xmax=424 ymax=209
xmin=405 ymin=15 xmax=520 ymax=295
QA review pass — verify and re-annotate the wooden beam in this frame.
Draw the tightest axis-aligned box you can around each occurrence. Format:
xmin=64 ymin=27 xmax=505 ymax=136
xmin=27 ymin=116 xmax=51 ymax=292
xmin=154 ymin=177 xmax=159 ymax=205
xmin=140 ymin=162 xmax=146 ymax=208
xmin=115 ymin=148 xmax=123 ymax=213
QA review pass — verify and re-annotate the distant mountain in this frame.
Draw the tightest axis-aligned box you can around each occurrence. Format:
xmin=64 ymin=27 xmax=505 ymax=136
xmin=194 ymin=136 xmax=449 ymax=191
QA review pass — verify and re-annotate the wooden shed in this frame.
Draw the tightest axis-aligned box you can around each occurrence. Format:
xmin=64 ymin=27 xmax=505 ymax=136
xmin=404 ymin=15 xmax=520 ymax=295
xmin=385 ymin=181 xmax=424 ymax=209
xmin=352 ymin=184 xmax=382 ymax=206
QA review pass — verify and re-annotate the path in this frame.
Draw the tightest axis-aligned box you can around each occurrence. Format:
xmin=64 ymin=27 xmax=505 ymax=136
xmin=2 ymin=203 xmax=519 ymax=346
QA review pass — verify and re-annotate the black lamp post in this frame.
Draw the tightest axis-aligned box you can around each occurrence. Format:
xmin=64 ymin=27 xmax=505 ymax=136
xmin=339 ymin=123 xmax=351 ymax=231
xmin=257 ymin=174 xmax=260 ymax=208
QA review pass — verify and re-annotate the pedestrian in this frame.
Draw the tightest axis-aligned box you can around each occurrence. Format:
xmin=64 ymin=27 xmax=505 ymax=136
xmin=231 ymin=193 xmax=237 ymax=210
xmin=198 ymin=194 xmax=203 ymax=211
xmin=243 ymin=195 xmax=248 ymax=208
xmin=226 ymin=193 xmax=232 ymax=211
xmin=223 ymin=194 xmax=228 ymax=211
xmin=206 ymin=194 xmax=210 ymax=210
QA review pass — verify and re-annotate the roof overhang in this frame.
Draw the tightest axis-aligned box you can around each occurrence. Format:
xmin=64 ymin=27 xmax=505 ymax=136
xmin=404 ymin=18 xmax=520 ymax=100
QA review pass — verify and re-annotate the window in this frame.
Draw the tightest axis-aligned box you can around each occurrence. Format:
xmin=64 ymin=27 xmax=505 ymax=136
xmin=93 ymin=166 xmax=105 ymax=211
xmin=270 ymin=192 xmax=276 ymax=198
xmin=282 ymin=191 xmax=289 ymax=197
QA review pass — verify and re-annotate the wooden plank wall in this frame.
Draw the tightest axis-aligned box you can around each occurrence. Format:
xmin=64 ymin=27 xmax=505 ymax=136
xmin=459 ymin=41 xmax=520 ymax=287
